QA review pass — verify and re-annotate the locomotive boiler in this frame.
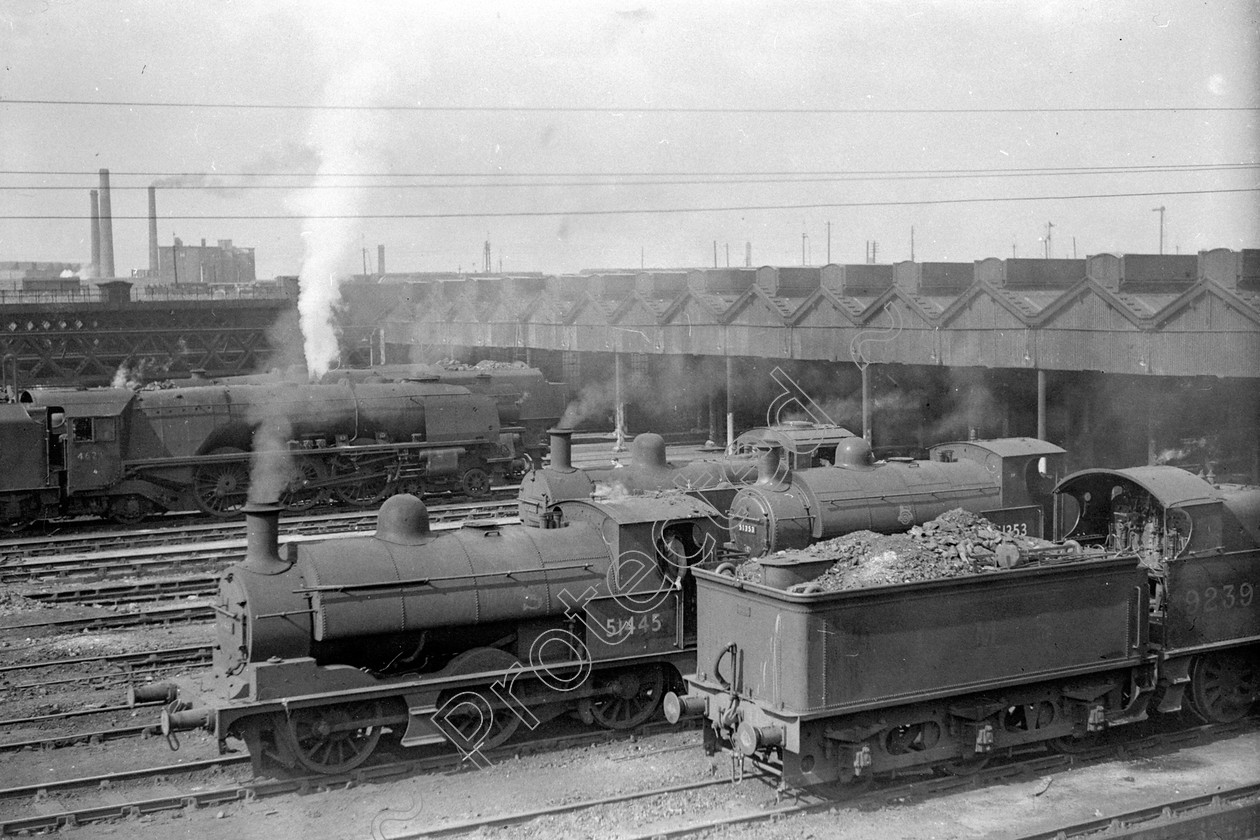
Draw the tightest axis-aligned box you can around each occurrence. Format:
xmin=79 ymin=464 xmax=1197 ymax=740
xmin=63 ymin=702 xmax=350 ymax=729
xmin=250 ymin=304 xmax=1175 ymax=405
xmin=666 ymin=465 xmax=1259 ymax=789
xmin=728 ymin=436 xmax=1065 ymax=556
xmin=166 ymin=491 xmax=729 ymax=774
xmin=3 ymin=377 xmax=531 ymax=527
xmin=518 ymin=422 xmax=856 ymax=527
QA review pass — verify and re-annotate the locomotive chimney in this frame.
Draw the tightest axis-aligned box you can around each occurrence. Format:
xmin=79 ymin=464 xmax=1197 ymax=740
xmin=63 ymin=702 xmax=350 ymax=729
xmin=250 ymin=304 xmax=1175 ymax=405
xmin=148 ymin=186 xmax=160 ymax=275
xmin=97 ymin=169 xmax=115 ymax=278
xmin=756 ymin=442 xmax=788 ymax=486
xmin=89 ymin=189 xmax=101 ymax=278
xmin=548 ymin=427 xmax=575 ymax=471
xmin=241 ymin=502 xmax=288 ymax=575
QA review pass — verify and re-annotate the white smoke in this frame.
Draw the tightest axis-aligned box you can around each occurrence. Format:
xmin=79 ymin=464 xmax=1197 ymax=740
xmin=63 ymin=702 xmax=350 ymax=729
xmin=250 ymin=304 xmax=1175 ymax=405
xmin=291 ymin=60 xmax=394 ymax=381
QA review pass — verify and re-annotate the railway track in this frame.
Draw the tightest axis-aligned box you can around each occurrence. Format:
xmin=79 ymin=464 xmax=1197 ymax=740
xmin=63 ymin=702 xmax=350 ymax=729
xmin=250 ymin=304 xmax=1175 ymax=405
xmin=0 ymin=602 xmax=215 ymax=635
xmin=406 ymin=717 xmax=1259 ymax=839
xmin=0 ymin=720 xmax=693 ymax=835
xmin=1 ymin=508 xmax=519 ymax=585
xmin=0 ymin=497 xmax=519 ymax=565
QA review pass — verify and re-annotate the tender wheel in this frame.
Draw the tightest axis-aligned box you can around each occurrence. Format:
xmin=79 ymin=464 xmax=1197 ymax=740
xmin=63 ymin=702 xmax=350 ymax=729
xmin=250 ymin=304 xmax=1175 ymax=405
xmin=193 ymin=449 xmax=249 ymax=517
xmin=1186 ymin=650 xmax=1259 ymax=724
xmin=279 ymin=459 xmax=326 ymax=511
xmin=331 ymin=456 xmax=390 ymax=507
xmin=279 ymin=701 xmax=384 ymax=775
xmin=107 ymin=494 xmax=152 ymax=525
xmin=459 ymin=467 xmax=492 ymax=497
xmin=436 ymin=648 xmax=523 ymax=752
xmin=590 ymin=665 xmax=666 ymax=730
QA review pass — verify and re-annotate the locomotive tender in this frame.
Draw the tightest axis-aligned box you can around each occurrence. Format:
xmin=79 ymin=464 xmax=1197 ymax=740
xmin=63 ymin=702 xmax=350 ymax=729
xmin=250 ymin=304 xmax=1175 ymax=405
xmin=666 ymin=465 xmax=1259 ymax=789
xmin=1 ymin=373 xmax=552 ymax=528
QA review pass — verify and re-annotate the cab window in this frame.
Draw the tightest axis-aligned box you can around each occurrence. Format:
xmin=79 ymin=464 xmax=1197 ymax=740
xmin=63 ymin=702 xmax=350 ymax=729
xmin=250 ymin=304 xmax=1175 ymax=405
xmin=71 ymin=417 xmax=94 ymax=442
xmin=71 ymin=417 xmax=116 ymax=443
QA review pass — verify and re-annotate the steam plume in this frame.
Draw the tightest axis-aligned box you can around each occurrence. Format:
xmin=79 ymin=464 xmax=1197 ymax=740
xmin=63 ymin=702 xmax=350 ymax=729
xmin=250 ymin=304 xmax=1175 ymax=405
xmin=291 ymin=61 xmax=392 ymax=381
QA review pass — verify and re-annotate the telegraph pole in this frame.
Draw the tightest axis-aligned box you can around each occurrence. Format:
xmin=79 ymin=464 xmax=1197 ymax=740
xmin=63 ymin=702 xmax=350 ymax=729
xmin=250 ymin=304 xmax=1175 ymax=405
xmin=1044 ymin=222 xmax=1055 ymax=259
xmin=1153 ymin=206 xmax=1166 ymax=254
xmin=826 ymin=221 xmax=832 ymax=264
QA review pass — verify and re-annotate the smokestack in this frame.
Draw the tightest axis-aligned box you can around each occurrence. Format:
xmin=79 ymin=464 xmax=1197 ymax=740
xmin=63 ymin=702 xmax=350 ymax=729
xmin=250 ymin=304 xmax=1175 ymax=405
xmin=97 ymin=169 xmax=115 ymax=278
xmin=377 ymin=244 xmax=386 ymax=276
xmin=148 ymin=186 xmax=160 ymax=275
xmin=89 ymin=190 xmax=101 ymax=279
xmin=547 ymin=427 xmax=574 ymax=471
xmin=241 ymin=502 xmax=288 ymax=575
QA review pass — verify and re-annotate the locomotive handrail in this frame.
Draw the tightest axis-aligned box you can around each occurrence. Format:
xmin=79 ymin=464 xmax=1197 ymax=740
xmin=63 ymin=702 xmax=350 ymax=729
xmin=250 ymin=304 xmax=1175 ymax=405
xmin=292 ymin=560 xmax=599 ymax=593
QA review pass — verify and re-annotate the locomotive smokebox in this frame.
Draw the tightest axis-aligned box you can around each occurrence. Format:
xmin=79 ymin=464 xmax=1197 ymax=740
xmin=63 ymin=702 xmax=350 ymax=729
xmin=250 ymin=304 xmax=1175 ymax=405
xmin=242 ymin=501 xmax=287 ymax=575
xmin=547 ymin=427 xmax=575 ymax=471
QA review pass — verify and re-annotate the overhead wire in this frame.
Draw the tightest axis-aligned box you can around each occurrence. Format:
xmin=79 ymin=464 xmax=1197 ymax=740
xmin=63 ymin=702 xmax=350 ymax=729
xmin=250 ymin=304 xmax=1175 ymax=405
xmin=1 ymin=98 xmax=1257 ymax=114
xmin=0 ymin=163 xmax=1256 ymax=181
xmin=3 ymin=187 xmax=1256 ymax=221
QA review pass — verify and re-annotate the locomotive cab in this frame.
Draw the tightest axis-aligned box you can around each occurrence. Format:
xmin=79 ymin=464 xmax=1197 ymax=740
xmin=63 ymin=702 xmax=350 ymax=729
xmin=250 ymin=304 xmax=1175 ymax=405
xmin=1055 ymin=466 xmax=1260 ymax=651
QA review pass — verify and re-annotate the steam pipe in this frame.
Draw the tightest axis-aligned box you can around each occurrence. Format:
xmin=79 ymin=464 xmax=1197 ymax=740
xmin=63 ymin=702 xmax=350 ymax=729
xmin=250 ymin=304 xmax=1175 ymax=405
xmin=241 ymin=502 xmax=288 ymax=575
xmin=547 ymin=427 xmax=574 ymax=470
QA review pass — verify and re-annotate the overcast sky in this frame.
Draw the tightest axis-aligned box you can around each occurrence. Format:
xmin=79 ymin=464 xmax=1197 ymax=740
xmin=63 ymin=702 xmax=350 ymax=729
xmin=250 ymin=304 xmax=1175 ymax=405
xmin=2 ymin=1 xmax=1257 ymax=280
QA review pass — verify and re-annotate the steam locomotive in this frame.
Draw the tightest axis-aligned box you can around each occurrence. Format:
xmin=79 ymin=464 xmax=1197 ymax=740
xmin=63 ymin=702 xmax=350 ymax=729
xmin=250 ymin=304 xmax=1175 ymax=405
xmin=0 ymin=369 xmax=561 ymax=528
xmin=728 ymin=435 xmax=1065 ymax=555
xmin=517 ymin=422 xmax=856 ymax=527
xmin=666 ymin=465 xmax=1260 ymax=788
xmin=166 ymin=492 xmax=728 ymax=774
xmin=164 ymin=431 xmax=1079 ymax=775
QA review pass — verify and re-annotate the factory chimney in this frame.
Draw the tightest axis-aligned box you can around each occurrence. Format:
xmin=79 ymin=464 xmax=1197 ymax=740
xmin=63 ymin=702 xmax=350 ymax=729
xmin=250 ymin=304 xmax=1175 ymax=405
xmin=378 ymin=244 xmax=386 ymax=277
xmin=148 ymin=187 xmax=160 ymax=276
xmin=89 ymin=190 xmax=101 ymax=279
xmin=97 ymin=169 xmax=115 ymax=278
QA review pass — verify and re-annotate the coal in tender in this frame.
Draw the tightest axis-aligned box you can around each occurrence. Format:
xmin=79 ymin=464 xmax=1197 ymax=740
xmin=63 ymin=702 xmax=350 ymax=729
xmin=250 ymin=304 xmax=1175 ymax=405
xmin=736 ymin=507 xmax=1057 ymax=592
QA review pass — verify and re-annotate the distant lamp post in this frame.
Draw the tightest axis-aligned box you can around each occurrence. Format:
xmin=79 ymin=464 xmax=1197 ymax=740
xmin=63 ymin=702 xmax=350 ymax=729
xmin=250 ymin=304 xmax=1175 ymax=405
xmin=1152 ymin=206 xmax=1166 ymax=255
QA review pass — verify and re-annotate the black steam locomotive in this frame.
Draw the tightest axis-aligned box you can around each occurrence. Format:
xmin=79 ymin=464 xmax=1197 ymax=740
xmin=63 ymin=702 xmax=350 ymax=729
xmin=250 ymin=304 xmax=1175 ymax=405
xmin=1 ymin=370 xmax=561 ymax=528
xmin=164 ymin=433 xmax=1084 ymax=775
xmin=666 ymin=465 xmax=1259 ymax=788
xmin=727 ymin=435 xmax=1066 ymax=556
xmin=517 ymin=422 xmax=857 ymax=527
xmin=168 ymin=492 xmax=728 ymax=774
